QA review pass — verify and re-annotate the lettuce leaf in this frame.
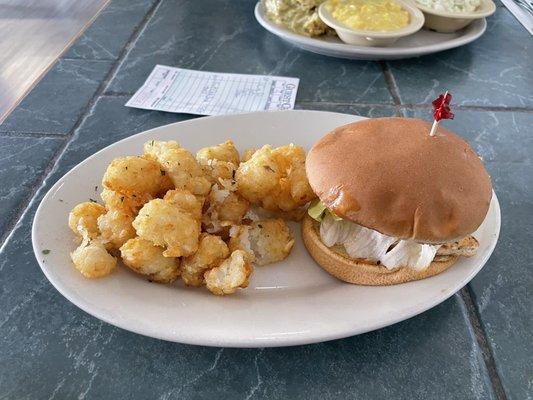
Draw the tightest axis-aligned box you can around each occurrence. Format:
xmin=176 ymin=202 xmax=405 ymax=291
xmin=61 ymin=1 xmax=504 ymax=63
xmin=308 ymin=200 xmax=342 ymax=222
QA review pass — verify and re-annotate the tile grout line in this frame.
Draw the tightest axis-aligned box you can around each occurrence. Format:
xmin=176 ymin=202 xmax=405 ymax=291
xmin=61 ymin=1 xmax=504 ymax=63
xmin=460 ymin=287 xmax=508 ymax=400
xmin=399 ymin=104 xmax=533 ymax=113
xmin=97 ymin=98 xmax=533 ymax=114
xmin=0 ymin=133 xmax=68 ymax=251
xmin=379 ymin=61 xmax=402 ymax=106
xmin=0 ymin=131 xmax=63 ymax=139
xmin=294 ymin=102 xmax=533 ymax=114
xmin=0 ymin=0 xmax=165 ymax=252
xmin=60 ymin=57 xmax=115 ymax=63
xmin=99 ymin=91 xmax=135 ymax=97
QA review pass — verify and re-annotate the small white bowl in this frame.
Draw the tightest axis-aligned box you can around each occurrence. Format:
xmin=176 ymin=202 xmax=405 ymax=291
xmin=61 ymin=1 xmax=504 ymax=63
xmin=414 ymin=0 xmax=496 ymax=33
xmin=318 ymin=0 xmax=425 ymax=47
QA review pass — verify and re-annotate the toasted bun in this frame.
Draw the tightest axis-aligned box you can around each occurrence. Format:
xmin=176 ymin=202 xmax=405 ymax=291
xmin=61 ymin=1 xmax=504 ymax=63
xmin=302 ymin=214 xmax=458 ymax=285
xmin=306 ymin=117 xmax=492 ymax=243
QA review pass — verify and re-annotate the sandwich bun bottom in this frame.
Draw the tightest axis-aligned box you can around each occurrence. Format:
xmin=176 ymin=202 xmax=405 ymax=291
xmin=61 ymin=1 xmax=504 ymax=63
xmin=302 ymin=214 xmax=458 ymax=286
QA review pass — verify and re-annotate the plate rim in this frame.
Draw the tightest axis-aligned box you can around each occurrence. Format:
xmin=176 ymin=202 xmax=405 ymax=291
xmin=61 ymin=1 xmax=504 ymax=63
xmin=254 ymin=2 xmax=487 ymax=59
xmin=31 ymin=110 xmax=501 ymax=347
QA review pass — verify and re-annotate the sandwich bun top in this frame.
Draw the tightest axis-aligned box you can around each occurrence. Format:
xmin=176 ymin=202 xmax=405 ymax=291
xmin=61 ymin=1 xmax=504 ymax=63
xmin=306 ymin=117 xmax=492 ymax=243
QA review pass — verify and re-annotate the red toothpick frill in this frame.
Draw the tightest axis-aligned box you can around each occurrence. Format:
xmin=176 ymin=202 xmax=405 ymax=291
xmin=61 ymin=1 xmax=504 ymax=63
xmin=429 ymin=91 xmax=454 ymax=136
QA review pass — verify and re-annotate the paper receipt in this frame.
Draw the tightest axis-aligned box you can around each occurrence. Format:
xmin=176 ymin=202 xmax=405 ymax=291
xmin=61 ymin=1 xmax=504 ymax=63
xmin=126 ymin=65 xmax=300 ymax=116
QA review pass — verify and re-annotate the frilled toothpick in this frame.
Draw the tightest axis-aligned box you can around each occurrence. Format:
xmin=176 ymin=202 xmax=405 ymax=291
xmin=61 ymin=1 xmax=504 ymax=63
xmin=430 ymin=91 xmax=454 ymax=136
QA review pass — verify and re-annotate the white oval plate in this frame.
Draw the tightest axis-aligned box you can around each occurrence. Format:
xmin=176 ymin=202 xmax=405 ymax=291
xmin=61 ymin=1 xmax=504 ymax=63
xmin=32 ymin=110 xmax=500 ymax=347
xmin=254 ymin=2 xmax=487 ymax=60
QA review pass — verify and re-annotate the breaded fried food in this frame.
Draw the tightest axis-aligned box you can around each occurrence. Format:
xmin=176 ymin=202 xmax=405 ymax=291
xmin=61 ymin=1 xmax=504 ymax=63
xmin=71 ymin=238 xmax=117 ymax=278
xmin=102 ymin=156 xmax=163 ymax=197
xmin=163 ymin=189 xmax=203 ymax=220
xmin=241 ymin=148 xmax=256 ymax=163
xmin=181 ymin=234 xmax=230 ymax=287
xmin=202 ymin=185 xmax=250 ymax=233
xmin=68 ymin=139 xmax=300 ymax=292
xmin=273 ymin=144 xmax=315 ymax=204
xmin=97 ymin=209 xmax=137 ymax=250
xmin=437 ymin=236 xmax=479 ymax=257
xmin=120 ymin=237 xmax=180 ymax=283
xmin=68 ymin=202 xmax=106 ymax=240
xmin=217 ymin=191 xmax=249 ymax=224
xmin=236 ymin=145 xmax=280 ymax=203
xmin=197 ymin=140 xmax=240 ymax=165
xmin=100 ymin=188 xmax=151 ymax=215
xmin=197 ymin=141 xmax=240 ymax=187
xmin=143 ymin=140 xmax=211 ymax=197
xmin=133 ymin=198 xmax=200 ymax=257
xmin=204 ymin=250 xmax=253 ymax=295
xmin=236 ymin=144 xmax=316 ymax=215
xmin=158 ymin=173 xmax=175 ymax=196
xmin=200 ymin=160 xmax=237 ymax=186
xmin=229 ymin=219 xmax=294 ymax=265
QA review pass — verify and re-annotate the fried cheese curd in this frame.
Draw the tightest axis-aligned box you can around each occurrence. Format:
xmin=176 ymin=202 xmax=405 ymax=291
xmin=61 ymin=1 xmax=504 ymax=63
xmin=120 ymin=237 xmax=180 ymax=283
xmin=202 ymin=185 xmax=250 ymax=234
xmin=68 ymin=139 xmax=307 ymax=295
xmin=97 ymin=208 xmax=136 ymax=250
xmin=181 ymin=234 xmax=230 ymax=287
xmin=143 ymin=140 xmax=211 ymax=197
xmin=236 ymin=144 xmax=316 ymax=218
xmin=68 ymin=202 xmax=117 ymax=278
xmin=204 ymin=250 xmax=253 ymax=296
xmin=68 ymin=202 xmax=106 ymax=240
xmin=229 ymin=219 xmax=295 ymax=265
xmin=163 ymin=189 xmax=203 ymax=220
xmin=100 ymin=187 xmax=152 ymax=215
xmin=102 ymin=156 xmax=163 ymax=197
xmin=133 ymin=198 xmax=201 ymax=258
xmin=197 ymin=141 xmax=250 ymax=234
xmin=71 ymin=238 xmax=117 ymax=278
xmin=196 ymin=140 xmax=240 ymax=185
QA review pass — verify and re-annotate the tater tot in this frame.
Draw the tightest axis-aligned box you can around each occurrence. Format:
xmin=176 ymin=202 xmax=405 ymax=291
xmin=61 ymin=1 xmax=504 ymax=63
xmin=181 ymin=234 xmax=230 ymax=287
xmin=97 ymin=209 xmax=137 ymax=250
xmin=102 ymin=156 xmax=163 ymax=197
xmin=133 ymin=199 xmax=200 ymax=257
xmin=196 ymin=140 xmax=240 ymax=165
xmin=163 ymin=189 xmax=203 ymax=220
xmin=71 ymin=239 xmax=117 ymax=278
xmin=120 ymin=237 xmax=180 ymax=283
xmin=143 ymin=140 xmax=211 ymax=196
xmin=204 ymin=250 xmax=253 ymax=296
xmin=68 ymin=202 xmax=106 ymax=240
xmin=100 ymin=188 xmax=151 ymax=214
xmin=229 ymin=219 xmax=294 ymax=266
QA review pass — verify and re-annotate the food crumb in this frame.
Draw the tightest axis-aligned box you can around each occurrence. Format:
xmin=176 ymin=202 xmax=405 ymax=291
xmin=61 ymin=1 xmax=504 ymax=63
xmin=42 ymin=249 xmax=51 ymax=255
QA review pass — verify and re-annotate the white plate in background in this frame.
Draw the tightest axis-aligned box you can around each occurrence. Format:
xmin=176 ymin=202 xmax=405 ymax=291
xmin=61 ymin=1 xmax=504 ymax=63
xmin=254 ymin=2 xmax=487 ymax=60
xmin=32 ymin=110 xmax=500 ymax=347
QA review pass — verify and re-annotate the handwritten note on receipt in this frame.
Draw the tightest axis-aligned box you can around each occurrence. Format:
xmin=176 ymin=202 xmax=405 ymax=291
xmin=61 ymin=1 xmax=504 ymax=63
xmin=126 ymin=65 xmax=300 ymax=116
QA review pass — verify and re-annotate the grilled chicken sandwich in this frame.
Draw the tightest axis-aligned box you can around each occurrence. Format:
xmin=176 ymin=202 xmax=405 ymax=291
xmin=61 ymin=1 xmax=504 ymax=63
xmin=302 ymin=117 xmax=492 ymax=285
